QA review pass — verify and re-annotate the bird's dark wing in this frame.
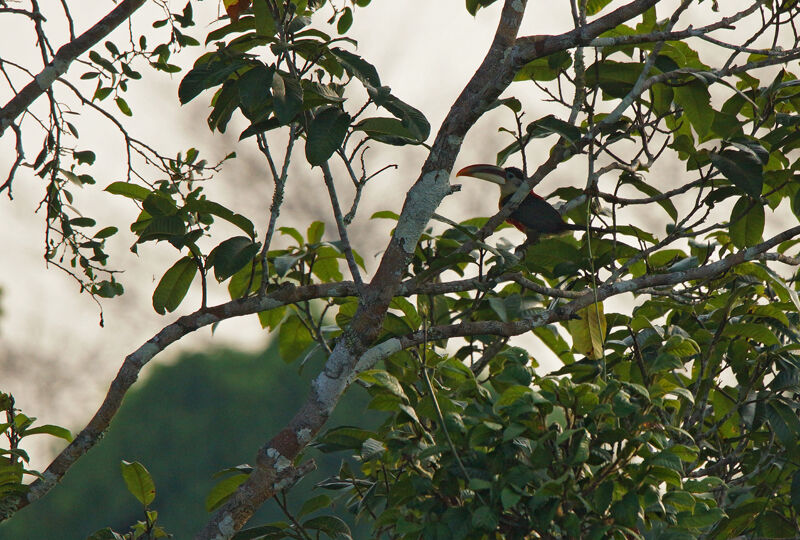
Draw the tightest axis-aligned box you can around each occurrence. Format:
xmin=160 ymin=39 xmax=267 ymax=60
xmin=503 ymin=193 xmax=573 ymax=234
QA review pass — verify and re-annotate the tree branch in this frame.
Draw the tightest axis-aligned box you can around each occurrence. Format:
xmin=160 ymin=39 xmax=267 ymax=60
xmin=0 ymin=0 xmax=146 ymax=136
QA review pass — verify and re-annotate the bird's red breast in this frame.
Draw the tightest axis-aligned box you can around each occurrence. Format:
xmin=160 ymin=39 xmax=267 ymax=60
xmin=499 ymin=189 xmax=545 ymax=232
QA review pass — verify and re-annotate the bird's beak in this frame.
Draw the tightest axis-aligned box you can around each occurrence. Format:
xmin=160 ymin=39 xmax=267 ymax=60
xmin=455 ymin=164 xmax=506 ymax=185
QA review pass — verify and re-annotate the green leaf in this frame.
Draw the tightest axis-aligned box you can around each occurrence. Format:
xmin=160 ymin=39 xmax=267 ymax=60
xmin=305 ymin=106 xmax=351 ymax=166
xmin=359 ymin=370 xmax=408 ymax=401
xmin=120 ymin=461 xmax=155 ymax=506
xmin=644 ymin=450 xmax=683 ymax=471
xmin=466 ymin=0 xmax=500 ymax=16
xmin=205 ymin=17 xmax=256 ymax=45
xmin=722 ymin=323 xmax=779 ymax=346
xmin=329 ymin=47 xmax=381 ymax=88
xmin=729 ymin=197 xmax=764 ymax=249
xmin=669 ymin=444 xmax=699 ymax=463
xmin=184 ymin=199 xmax=256 ymax=238
xmin=527 ymin=114 xmax=582 ymax=145
xmin=178 ymin=57 xmax=249 ymax=104
xmin=258 ymin=305 xmax=285 ymax=330
xmin=278 ymin=314 xmax=313 ymax=362
xmin=371 ymin=91 xmax=430 ymax=142
xmin=353 ymin=117 xmax=424 ymax=145
xmin=673 ymin=80 xmax=714 ymax=138
xmin=791 ymin=470 xmax=800 ymax=512
xmin=370 ymin=210 xmax=399 ymax=220
xmin=208 ymin=236 xmax=261 ymax=282
xmin=69 ymin=217 xmax=97 ymax=227
xmin=152 ymin=257 xmax=197 ymax=315
xmin=663 ymin=490 xmax=696 ymax=512
xmin=514 ymin=51 xmax=572 ymax=82
xmin=766 ymin=400 xmax=800 ymax=446
xmin=134 ymin=214 xmax=186 ymax=242
xmin=390 ymin=297 xmax=421 ymax=331
xmin=758 ymin=509 xmax=798 ymax=538
xmin=302 ymin=515 xmax=351 ymax=538
xmin=115 ymin=97 xmax=132 ymax=116
xmin=710 ymin=149 xmax=763 ymax=198
xmin=273 ymin=253 xmax=302 ymax=277
xmin=532 ymin=325 xmax=573 ymax=365
xmin=252 ymin=0 xmax=276 ymax=36
xmin=279 ymin=226 xmax=304 ymax=245
xmin=585 ymin=60 xmax=649 ymax=99
xmin=86 ymin=528 xmax=126 ymax=540
xmin=73 ymin=150 xmax=96 ymax=165
xmin=205 ymin=473 xmax=248 ymax=512
xmin=311 ymin=246 xmax=343 ymax=281
xmin=307 ymin=221 xmax=325 ymax=244
xmin=316 ymin=426 xmax=375 ymax=452
xmin=587 ymin=0 xmax=613 ymax=14
xmin=298 ymin=494 xmax=332 ymax=518
xmin=93 ymin=86 xmax=112 ymax=101
xmin=567 ymin=302 xmax=606 ymax=359
xmin=610 ymin=491 xmax=640 ymax=527
xmin=94 ymin=280 xmax=124 ymax=299
xmin=619 ymin=172 xmax=678 ymax=221
xmin=471 ymin=506 xmax=498 ymax=531
xmin=337 ymin=7 xmax=353 ymax=34
xmin=21 ymin=424 xmax=72 ymax=441
xmin=94 ymin=226 xmax=118 ymax=239
xmin=271 ymin=71 xmax=303 ymax=124
xmin=142 ymin=193 xmax=177 ymax=216
xmin=237 ymin=65 xmax=274 ymax=120
xmin=679 ymin=507 xmax=725 ymax=529
xmin=207 ymin=80 xmax=239 ymax=132
xmin=104 ymin=181 xmax=150 ymax=201
xmin=239 ymin=117 xmax=281 ymax=140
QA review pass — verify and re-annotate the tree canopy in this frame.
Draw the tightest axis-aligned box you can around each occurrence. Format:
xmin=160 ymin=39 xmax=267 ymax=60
xmin=3 ymin=0 xmax=800 ymax=538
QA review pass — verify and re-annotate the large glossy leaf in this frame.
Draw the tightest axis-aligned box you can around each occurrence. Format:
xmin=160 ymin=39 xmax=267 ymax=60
xmin=236 ymin=64 xmax=273 ymax=121
xmin=353 ymin=117 xmax=424 ymax=145
xmin=152 ymin=257 xmax=197 ymax=315
xmin=305 ymin=106 xmax=351 ymax=166
xmin=205 ymin=17 xmax=255 ymax=44
xmin=515 ymin=51 xmax=572 ymax=82
xmin=179 ymin=57 xmax=250 ymax=104
xmin=205 ymin=473 xmax=248 ymax=512
xmin=208 ymin=236 xmax=261 ymax=282
xmin=526 ymin=115 xmax=582 ymax=145
xmin=184 ymin=199 xmax=256 ymax=238
xmin=104 ymin=181 xmax=150 ymax=201
xmin=673 ymin=80 xmax=714 ymax=139
xmin=710 ymin=148 xmax=763 ymax=198
xmin=329 ymin=47 xmax=381 ymax=88
xmin=278 ymin=314 xmax=313 ymax=362
xmin=252 ymin=0 xmax=276 ymax=36
xmin=120 ymin=461 xmax=155 ymax=506
xmin=729 ymin=197 xmax=764 ymax=248
xmin=619 ymin=172 xmax=678 ymax=221
xmin=372 ymin=92 xmax=430 ymax=142
xmin=585 ymin=60 xmax=650 ymax=99
xmin=567 ymin=302 xmax=606 ymax=360
xmin=207 ymin=80 xmax=240 ymax=132
xmin=271 ymin=71 xmax=303 ymax=124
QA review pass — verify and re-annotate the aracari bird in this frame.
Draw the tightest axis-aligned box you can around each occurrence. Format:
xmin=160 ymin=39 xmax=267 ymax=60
xmin=456 ymin=164 xmax=604 ymax=240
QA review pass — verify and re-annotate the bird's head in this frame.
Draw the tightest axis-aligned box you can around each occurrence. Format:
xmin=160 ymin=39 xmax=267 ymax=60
xmin=456 ymin=164 xmax=526 ymax=199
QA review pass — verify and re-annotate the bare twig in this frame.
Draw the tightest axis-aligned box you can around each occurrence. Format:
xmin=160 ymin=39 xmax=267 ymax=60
xmin=0 ymin=0 xmax=148 ymax=135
